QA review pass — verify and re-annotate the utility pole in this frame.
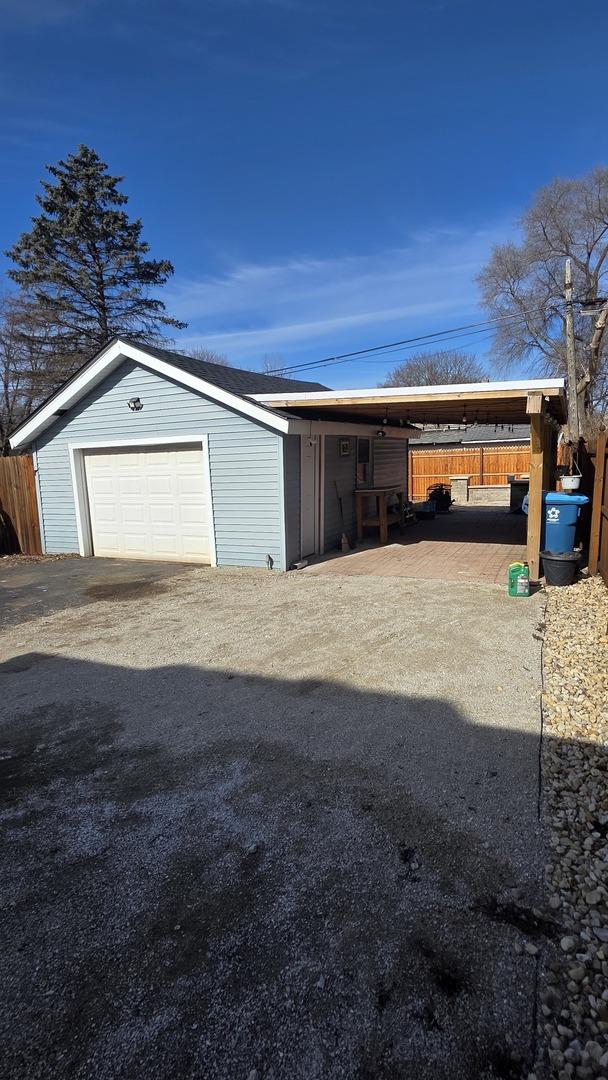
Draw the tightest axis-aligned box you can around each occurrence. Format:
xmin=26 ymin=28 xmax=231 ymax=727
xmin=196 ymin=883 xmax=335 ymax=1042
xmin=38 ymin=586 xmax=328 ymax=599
xmin=564 ymin=258 xmax=580 ymax=443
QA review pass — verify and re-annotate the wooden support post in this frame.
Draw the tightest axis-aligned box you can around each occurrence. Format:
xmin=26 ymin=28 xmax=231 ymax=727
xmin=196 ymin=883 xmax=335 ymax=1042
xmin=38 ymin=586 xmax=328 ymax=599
xmin=379 ymin=493 xmax=388 ymax=544
xmin=356 ymin=492 xmax=364 ymax=541
xmin=542 ymin=422 xmax=554 ymax=490
xmin=527 ymin=407 xmax=545 ymax=582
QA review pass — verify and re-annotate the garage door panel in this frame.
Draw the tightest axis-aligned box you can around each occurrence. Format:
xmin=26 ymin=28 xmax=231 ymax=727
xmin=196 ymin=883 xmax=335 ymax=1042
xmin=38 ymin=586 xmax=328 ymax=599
xmin=123 ymin=532 xmax=150 ymax=554
xmin=144 ymin=451 xmax=172 ymax=466
xmin=118 ymin=477 xmax=147 ymax=497
xmin=179 ymin=505 xmax=208 ymax=525
xmin=121 ymin=505 xmax=146 ymax=524
xmin=148 ymin=535 xmax=180 ymax=555
xmin=95 ymin=532 xmax=122 ymax=554
xmin=148 ymin=504 xmax=176 ymax=524
xmin=88 ymin=476 xmax=115 ymax=496
xmin=147 ymin=476 xmax=173 ymax=496
xmin=177 ymin=476 xmax=205 ymax=496
xmin=84 ymin=444 xmax=211 ymax=564
xmin=174 ymin=448 xmax=204 ymax=464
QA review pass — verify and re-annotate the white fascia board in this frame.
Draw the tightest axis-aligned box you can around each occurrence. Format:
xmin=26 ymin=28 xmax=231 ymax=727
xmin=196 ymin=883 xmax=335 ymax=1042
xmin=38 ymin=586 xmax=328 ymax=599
xmin=10 ymin=339 xmax=126 ymax=448
xmin=249 ymin=378 xmax=565 ymax=404
xmin=461 ymin=438 xmax=529 ymax=446
xmin=10 ymin=339 xmax=292 ymax=449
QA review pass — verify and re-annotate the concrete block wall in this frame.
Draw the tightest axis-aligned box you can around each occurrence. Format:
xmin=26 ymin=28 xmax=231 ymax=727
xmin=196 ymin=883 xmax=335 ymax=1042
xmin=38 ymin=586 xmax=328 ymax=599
xmin=468 ymin=485 xmax=510 ymax=506
xmin=449 ymin=474 xmax=510 ymax=506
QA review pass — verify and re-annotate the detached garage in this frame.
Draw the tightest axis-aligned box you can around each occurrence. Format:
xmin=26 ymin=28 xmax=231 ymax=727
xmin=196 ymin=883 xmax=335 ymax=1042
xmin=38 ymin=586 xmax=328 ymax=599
xmin=10 ymin=338 xmax=411 ymax=570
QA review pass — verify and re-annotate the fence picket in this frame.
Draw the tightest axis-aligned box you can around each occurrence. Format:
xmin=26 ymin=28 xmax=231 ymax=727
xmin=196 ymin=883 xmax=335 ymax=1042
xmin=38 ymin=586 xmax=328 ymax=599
xmin=0 ymin=456 xmax=42 ymax=555
xmin=408 ymin=445 xmax=530 ymax=500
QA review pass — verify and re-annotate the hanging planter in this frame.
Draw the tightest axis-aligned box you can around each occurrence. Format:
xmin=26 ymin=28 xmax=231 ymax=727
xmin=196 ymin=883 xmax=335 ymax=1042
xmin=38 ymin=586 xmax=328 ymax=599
xmin=560 ymin=456 xmax=582 ymax=492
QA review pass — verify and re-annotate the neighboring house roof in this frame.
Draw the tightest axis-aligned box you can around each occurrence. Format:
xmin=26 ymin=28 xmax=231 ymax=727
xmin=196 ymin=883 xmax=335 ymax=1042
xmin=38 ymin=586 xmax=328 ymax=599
xmin=411 ymin=423 xmax=530 ymax=447
xmin=137 ymin=342 xmax=329 ymax=395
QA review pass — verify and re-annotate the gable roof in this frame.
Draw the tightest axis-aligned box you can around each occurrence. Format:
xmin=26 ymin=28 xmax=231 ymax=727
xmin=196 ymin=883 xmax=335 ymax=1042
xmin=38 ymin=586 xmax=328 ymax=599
xmin=412 ymin=423 xmax=530 ymax=447
xmin=9 ymin=337 xmax=330 ymax=449
xmin=136 ymin=342 xmax=329 ymax=394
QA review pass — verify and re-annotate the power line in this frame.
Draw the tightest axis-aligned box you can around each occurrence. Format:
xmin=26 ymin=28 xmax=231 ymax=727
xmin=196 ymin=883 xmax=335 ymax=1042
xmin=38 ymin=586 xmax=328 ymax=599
xmin=268 ymin=305 xmax=554 ymax=377
xmin=307 ymin=325 xmax=499 ymax=366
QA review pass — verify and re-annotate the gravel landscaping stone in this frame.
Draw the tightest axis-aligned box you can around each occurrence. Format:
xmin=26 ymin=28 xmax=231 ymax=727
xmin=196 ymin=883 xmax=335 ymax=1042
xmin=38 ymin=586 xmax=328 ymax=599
xmin=533 ymin=576 xmax=608 ymax=1079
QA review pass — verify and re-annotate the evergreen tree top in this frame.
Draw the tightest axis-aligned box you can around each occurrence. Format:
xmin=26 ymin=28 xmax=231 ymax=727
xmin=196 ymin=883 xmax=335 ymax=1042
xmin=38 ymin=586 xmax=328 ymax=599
xmin=6 ymin=144 xmax=185 ymax=358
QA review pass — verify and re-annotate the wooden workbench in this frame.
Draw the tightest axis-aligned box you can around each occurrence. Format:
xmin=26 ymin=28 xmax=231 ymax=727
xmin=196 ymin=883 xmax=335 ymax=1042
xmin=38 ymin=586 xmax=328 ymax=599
xmin=355 ymin=485 xmax=406 ymax=545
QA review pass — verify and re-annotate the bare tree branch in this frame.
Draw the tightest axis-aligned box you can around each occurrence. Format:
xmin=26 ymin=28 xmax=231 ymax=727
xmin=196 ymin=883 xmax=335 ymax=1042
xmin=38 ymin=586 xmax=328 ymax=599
xmin=381 ymin=350 xmax=487 ymax=387
xmin=478 ymin=166 xmax=608 ymax=426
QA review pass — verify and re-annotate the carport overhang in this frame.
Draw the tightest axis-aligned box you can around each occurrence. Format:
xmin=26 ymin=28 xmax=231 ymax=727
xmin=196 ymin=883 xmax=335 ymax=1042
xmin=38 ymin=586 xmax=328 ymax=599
xmin=250 ymin=378 xmax=568 ymax=582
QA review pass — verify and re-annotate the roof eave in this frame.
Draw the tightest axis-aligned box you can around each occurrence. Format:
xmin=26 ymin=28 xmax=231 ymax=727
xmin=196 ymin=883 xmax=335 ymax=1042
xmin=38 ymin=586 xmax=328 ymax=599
xmin=9 ymin=339 xmax=295 ymax=449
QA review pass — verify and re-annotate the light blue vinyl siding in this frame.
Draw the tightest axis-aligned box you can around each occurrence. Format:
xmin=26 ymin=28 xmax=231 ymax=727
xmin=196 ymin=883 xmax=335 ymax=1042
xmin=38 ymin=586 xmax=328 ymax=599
xmin=34 ymin=359 xmax=286 ymax=569
xmin=282 ymin=434 xmax=301 ymax=568
xmin=372 ymin=438 xmax=408 ymax=488
xmin=322 ymin=435 xmax=409 ymax=552
xmin=323 ymin=436 xmax=357 ymax=550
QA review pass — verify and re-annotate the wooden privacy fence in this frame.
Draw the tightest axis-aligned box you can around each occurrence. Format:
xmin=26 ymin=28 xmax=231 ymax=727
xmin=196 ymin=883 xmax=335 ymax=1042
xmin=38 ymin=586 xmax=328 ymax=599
xmin=589 ymin=430 xmax=608 ymax=586
xmin=408 ymin=444 xmax=530 ymax=500
xmin=0 ymin=456 xmax=42 ymax=555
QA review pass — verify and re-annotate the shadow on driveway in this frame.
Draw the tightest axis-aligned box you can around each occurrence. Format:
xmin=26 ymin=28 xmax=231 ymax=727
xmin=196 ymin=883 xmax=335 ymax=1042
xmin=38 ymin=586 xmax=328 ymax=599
xmin=0 ymin=651 xmax=560 ymax=1080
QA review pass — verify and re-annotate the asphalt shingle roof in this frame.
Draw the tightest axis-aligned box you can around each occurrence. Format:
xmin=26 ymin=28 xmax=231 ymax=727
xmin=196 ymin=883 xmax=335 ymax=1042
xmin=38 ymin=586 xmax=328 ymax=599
xmin=412 ymin=423 xmax=530 ymax=447
xmin=138 ymin=343 xmax=330 ymax=396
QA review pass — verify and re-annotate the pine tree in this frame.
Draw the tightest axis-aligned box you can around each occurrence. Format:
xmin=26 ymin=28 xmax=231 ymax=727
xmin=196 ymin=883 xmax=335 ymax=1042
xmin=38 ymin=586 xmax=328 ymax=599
xmin=6 ymin=145 xmax=186 ymax=380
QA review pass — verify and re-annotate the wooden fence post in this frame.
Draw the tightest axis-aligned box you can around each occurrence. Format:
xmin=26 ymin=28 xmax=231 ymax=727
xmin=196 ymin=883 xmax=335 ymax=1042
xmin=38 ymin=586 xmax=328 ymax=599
xmin=0 ymin=456 xmax=42 ymax=555
xmin=526 ymin=395 xmax=545 ymax=581
xmin=588 ymin=430 xmax=607 ymax=574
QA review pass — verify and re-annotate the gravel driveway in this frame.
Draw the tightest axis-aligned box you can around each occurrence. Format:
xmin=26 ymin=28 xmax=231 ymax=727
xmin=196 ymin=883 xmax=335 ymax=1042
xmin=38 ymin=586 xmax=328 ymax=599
xmin=0 ymin=559 xmax=551 ymax=1079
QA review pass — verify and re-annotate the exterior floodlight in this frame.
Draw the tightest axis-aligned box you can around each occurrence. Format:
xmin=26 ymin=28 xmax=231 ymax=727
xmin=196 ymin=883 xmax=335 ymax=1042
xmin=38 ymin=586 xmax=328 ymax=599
xmin=127 ymin=397 xmax=143 ymax=411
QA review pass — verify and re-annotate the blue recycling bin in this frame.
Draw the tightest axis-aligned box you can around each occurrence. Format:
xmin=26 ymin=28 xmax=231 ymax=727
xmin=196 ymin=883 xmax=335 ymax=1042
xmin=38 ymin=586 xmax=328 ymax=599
xmin=522 ymin=491 xmax=589 ymax=552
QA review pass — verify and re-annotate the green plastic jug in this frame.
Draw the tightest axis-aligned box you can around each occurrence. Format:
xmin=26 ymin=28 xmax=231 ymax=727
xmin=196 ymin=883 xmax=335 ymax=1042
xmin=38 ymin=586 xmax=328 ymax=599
xmin=508 ymin=562 xmax=530 ymax=597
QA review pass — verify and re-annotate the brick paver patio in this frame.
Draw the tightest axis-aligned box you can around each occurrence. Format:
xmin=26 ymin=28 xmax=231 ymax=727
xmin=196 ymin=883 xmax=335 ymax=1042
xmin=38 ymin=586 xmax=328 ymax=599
xmin=303 ymin=505 xmax=527 ymax=584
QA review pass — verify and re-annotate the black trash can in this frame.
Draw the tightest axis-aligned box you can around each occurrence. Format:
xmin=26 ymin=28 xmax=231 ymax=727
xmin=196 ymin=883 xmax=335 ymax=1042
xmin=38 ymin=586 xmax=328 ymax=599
xmin=541 ymin=550 xmax=580 ymax=586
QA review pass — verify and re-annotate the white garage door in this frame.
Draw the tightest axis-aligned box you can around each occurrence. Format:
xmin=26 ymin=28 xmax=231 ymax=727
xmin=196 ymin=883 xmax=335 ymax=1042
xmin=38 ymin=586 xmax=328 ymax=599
xmin=84 ymin=444 xmax=211 ymax=563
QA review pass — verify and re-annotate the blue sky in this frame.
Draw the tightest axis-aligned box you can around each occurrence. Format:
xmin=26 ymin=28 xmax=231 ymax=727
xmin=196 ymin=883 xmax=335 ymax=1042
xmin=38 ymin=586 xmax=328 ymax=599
xmin=1 ymin=0 xmax=607 ymax=387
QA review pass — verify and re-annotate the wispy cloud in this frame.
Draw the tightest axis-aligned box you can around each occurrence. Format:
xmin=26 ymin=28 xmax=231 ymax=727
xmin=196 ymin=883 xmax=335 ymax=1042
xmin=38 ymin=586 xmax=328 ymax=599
xmin=169 ymin=222 xmax=513 ymax=381
xmin=0 ymin=0 xmax=100 ymax=28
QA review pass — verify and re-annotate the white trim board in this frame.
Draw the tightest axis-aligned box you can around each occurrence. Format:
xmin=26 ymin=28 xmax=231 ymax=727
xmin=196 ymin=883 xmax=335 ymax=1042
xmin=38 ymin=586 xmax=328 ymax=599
xmin=31 ymin=449 xmax=46 ymax=555
xmin=67 ymin=434 xmax=216 ymax=561
xmin=248 ymin=377 xmax=566 ymax=405
xmin=278 ymin=436 xmax=288 ymax=572
xmin=294 ymin=419 xmax=414 ymax=439
xmin=318 ymin=434 xmax=325 ymax=556
xmin=202 ymin=434 xmax=218 ymax=567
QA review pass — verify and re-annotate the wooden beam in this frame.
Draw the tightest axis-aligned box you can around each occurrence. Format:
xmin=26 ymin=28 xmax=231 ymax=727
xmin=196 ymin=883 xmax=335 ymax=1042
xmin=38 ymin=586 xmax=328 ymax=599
xmin=527 ymin=414 xmax=545 ymax=581
xmin=266 ymin=387 xmax=563 ymax=410
xmin=541 ymin=421 xmax=554 ymax=490
xmin=526 ymin=391 xmax=545 ymax=415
